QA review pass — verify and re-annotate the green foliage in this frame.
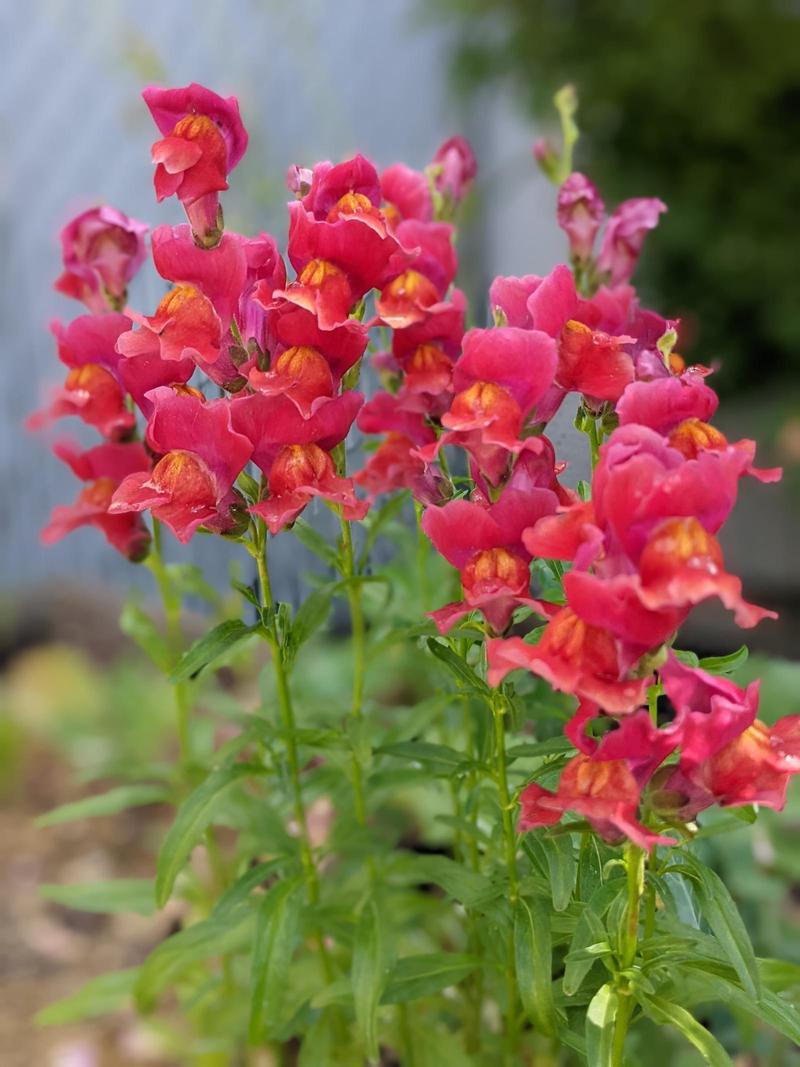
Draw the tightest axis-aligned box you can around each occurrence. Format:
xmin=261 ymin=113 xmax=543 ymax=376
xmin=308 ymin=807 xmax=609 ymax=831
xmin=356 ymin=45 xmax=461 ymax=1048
xmin=434 ymin=0 xmax=800 ymax=392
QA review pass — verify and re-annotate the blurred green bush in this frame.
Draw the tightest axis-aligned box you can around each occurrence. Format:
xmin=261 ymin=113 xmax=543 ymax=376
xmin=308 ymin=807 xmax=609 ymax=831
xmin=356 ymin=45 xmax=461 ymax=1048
xmin=435 ymin=0 xmax=800 ymax=392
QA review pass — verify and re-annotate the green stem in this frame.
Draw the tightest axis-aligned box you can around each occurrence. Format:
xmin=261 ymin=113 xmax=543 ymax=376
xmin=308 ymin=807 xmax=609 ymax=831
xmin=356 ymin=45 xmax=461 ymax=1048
xmin=648 ymin=684 xmax=659 ymax=726
xmin=339 ymin=513 xmax=377 ymax=883
xmin=492 ymin=694 xmax=519 ymax=1061
xmin=587 ymin=418 xmax=601 ymax=471
xmin=611 ymin=843 xmax=646 ymax=1067
xmin=414 ymin=501 xmax=431 ymax=611
xmin=255 ymin=526 xmax=319 ymax=905
xmin=149 ymin=518 xmax=190 ymax=762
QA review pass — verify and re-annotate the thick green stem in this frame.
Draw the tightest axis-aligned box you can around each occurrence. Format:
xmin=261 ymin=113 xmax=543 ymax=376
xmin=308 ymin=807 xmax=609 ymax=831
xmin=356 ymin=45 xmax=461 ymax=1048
xmin=149 ymin=519 xmax=191 ymax=762
xmin=587 ymin=418 xmax=601 ymax=471
xmin=492 ymin=695 xmax=519 ymax=1060
xmin=339 ymin=513 xmax=377 ymax=883
xmin=611 ymin=843 xmax=646 ymax=1067
xmin=255 ymin=529 xmax=319 ymax=904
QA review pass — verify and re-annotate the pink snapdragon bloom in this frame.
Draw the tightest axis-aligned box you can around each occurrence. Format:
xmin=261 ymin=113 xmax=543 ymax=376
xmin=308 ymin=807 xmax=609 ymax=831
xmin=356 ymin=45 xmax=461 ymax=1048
xmin=110 ymin=388 xmax=252 ymax=542
xmin=250 ymin=442 xmax=367 ymax=534
xmin=430 ymin=136 xmax=477 ymax=204
xmin=421 ymin=470 xmax=558 ymax=634
xmin=28 ymin=315 xmax=136 ymax=439
xmin=418 ymin=326 xmax=558 ymax=484
xmin=42 ymin=439 xmax=151 ymax=560
xmin=557 ymin=173 xmax=605 ymax=262
xmin=143 ymin=83 xmax=249 ymax=246
xmin=230 ymin=391 xmax=365 ymax=532
xmin=300 ymin=155 xmax=382 ymax=220
xmin=55 ymin=206 xmax=148 ymax=313
xmin=488 ymin=606 xmax=651 ymax=714
xmin=230 ymin=391 xmax=363 ymax=475
xmin=657 ymin=717 xmax=800 ymax=818
xmin=381 ymin=163 xmax=433 ymax=224
xmin=597 ymin=197 xmax=667 ymax=285
xmin=518 ymin=755 xmax=674 ymax=850
xmin=354 ymin=433 xmax=446 ymax=506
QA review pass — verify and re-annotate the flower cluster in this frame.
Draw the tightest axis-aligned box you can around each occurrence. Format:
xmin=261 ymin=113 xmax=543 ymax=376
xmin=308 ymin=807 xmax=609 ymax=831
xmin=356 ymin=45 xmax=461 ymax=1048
xmin=418 ymin=171 xmax=799 ymax=848
xmin=34 ymin=84 xmax=798 ymax=854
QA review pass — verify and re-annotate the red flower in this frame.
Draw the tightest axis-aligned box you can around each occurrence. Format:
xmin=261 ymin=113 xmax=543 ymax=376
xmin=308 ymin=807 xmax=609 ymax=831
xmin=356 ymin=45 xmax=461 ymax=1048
xmin=275 ymin=258 xmax=355 ymax=331
xmin=55 ymin=205 xmax=148 ymax=313
xmin=301 ymin=155 xmax=382 ymax=220
xmin=42 ymin=439 xmax=151 ymax=560
xmin=260 ymin=300 xmax=368 ymax=384
xmin=518 ymin=755 xmax=674 ymax=850
xmin=143 ymin=83 xmax=249 ymax=246
xmin=419 ymin=327 xmax=557 ymax=484
xmin=353 ymin=433 xmax=445 ymax=506
xmin=381 ymin=163 xmax=433 ymax=224
xmin=556 ymin=319 xmax=634 ymax=402
xmin=660 ymin=655 xmax=760 ymax=769
xmin=489 ymin=274 xmax=542 ymax=329
xmin=150 ymin=224 xmax=248 ymax=329
xmin=662 ymin=717 xmax=800 ymax=817
xmin=28 ymin=315 xmax=135 ymax=439
xmin=597 ymin=197 xmax=667 ymax=285
xmin=249 ymin=346 xmax=335 ymax=417
xmin=250 ymin=442 xmax=367 ymax=534
xmin=109 ymin=388 xmax=252 ymax=542
xmin=230 ymin=391 xmax=363 ymax=475
xmin=357 ymin=392 xmax=437 ymax=446
xmin=522 ymin=501 xmax=604 ymax=570
xmin=422 ymin=476 xmax=558 ymax=633
xmin=616 ymin=374 xmax=719 ymax=435
xmin=488 ymin=607 xmax=651 ymax=713
xmin=117 ymin=284 xmax=224 ymax=367
xmin=375 ymin=221 xmax=457 ymax=329
xmin=430 ymin=136 xmax=477 ymax=203
xmin=592 ymin=425 xmax=756 ymax=562
xmin=286 ymin=200 xmax=402 ymax=303
xmin=557 ymin=173 xmax=605 ymax=262
xmin=637 ymin=516 xmax=775 ymax=629
xmin=236 ymin=232 xmax=287 ymax=348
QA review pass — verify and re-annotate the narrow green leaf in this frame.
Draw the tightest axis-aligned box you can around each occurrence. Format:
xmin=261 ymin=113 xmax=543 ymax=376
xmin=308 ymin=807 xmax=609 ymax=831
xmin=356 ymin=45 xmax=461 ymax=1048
xmin=293 ymin=518 xmax=341 ymax=570
xmin=679 ymin=965 xmax=800 ymax=1046
xmin=381 ymin=953 xmax=480 ymax=1004
xmin=135 ymin=912 xmax=254 ymax=1011
xmin=585 ymin=983 xmax=617 ymax=1067
xmin=36 ymin=968 xmax=139 ymax=1025
xmin=352 ymin=900 xmax=387 ymax=1060
xmin=212 ymin=858 xmax=287 ymax=919
xmin=170 ymin=619 xmax=257 ymax=683
xmin=698 ymin=646 xmax=748 ymax=675
xmin=507 ymin=737 xmax=574 ymax=761
xmin=156 ymin=763 xmax=260 ymax=907
xmin=248 ymin=878 xmax=304 ymax=1043
xmin=514 ymin=896 xmax=559 ymax=1036
xmin=36 ymin=784 xmax=168 ymax=827
xmin=119 ymin=601 xmax=171 ymax=671
xmin=290 ymin=587 xmax=333 ymax=650
xmin=377 ymin=740 xmax=468 ymax=773
xmin=542 ymin=833 xmax=577 ymax=912
xmin=409 ymin=855 xmax=497 ymax=909
xmin=760 ymin=957 xmax=800 ymax=992
xmin=680 ymin=853 xmax=760 ymax=999
xmin=564 ymin=905 xmax=610 ymax=996
xmin=425 ymin=639 xmax=490 ymax=695
xmin=637 ymin=993 xmax=733 ymax=1066
xmin=40 ymin=879 xmax=155 ymax=916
